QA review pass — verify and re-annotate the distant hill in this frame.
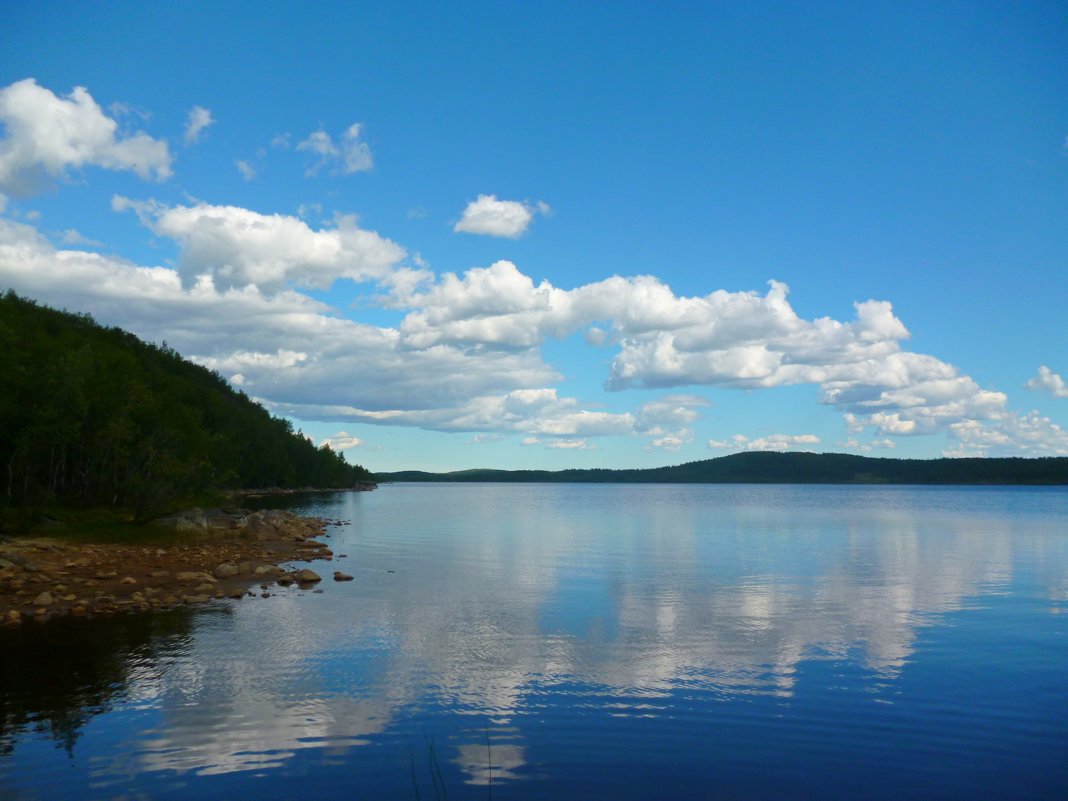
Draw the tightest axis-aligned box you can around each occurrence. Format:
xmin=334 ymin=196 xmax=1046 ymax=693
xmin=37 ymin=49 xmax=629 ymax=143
xmin=379 ymin=451 xmax=1068 ymax=485
xmin=0 ymin=291 xmax=375 ymax=516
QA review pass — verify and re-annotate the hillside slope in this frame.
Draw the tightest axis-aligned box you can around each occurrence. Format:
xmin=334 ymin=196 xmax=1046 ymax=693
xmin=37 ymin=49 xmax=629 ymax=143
xmin=379 ymin=451 xmax=1068 ymax=485
xmin=0 ymin=291 xmax=374 ymax=515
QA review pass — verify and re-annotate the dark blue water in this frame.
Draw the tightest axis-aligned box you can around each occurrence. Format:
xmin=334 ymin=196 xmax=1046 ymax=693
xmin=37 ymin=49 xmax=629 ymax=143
xmin=2 ymin=484 xmax=1067 ymax=799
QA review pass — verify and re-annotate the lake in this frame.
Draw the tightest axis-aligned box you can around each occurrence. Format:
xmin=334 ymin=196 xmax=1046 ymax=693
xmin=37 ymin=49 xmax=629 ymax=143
xmin=2 ymin=483 xmax=1067 ymax=799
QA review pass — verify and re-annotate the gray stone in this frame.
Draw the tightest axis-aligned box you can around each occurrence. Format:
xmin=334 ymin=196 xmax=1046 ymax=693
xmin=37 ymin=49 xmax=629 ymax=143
xmin=176 ymin=571 xmax=215 ymax=583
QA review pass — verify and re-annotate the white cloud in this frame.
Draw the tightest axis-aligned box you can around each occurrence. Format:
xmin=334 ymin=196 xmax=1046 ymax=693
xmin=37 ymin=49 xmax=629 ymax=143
xmin=453 ymin=195 xmax=549 ymax=238
xmin=115 ymin=197 xmax=411 ymax=292
xmin=3 ymin=205 xmax=1064 ymax=458
xmin=183 ymin=106 xmax=214 ymax=145
xmin=297 ymin=123 xmax=372 ymax=176
xmin=842 ymin=437 xmax=897 ymax=453
xmin=319 ymin=432 xmax=363 ymax=451
xmin=547 ymin=439 xmax=591 ymax=449
xmin=0 ymin=217 xmax=558 ymax=419
xmin=235 ymin=159 xmax=256 ymax=181
xmin=945 ymin=411 xmax=1068 ymax=457
xmin=0 ymin=78 xmax=172 ymax=196
xmin=742 ymin=434 xmax=820 ymax=452
xmin=1026 ymin=366 xmax=1068 ymax=399
xmin=707 ymin=433 xmax=819 ymax=452
xmin=58 ymin=228 xmax=103 ymax=248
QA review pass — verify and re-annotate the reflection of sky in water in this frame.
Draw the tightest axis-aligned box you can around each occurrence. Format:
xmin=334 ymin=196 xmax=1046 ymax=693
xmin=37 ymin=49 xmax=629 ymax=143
xmin=3 ymin=485 xmax=1067 ymax=799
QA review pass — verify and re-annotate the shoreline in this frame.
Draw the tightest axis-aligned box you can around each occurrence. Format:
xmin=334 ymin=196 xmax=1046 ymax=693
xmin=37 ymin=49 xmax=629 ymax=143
xmin=0 ymin=508 xmax=355 ymax=626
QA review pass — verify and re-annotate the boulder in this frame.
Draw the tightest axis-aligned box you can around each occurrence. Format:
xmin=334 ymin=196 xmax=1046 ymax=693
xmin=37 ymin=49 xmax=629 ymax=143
xmin=333 ymin=572 xmax=354 ymax=582
xmin=214 ymin=563 xmax=240 ymax=578
xmin=254 ymin=564 xmax=284 ymax=578
xmin=176 ymin=571 xmax=215 ymax=583
xmin=297 ymin=568 xmax=321 ymax=583
xmin=32 ymin=591 xmax=53 ymax=606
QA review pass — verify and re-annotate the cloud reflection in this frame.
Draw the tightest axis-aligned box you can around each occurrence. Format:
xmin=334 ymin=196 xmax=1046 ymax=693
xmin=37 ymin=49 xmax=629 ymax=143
xmin=72 ymin=486 xmax=1062 ymax=786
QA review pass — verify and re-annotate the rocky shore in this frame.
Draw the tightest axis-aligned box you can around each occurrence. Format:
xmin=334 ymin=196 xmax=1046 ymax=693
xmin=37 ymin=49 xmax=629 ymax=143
xmin=0 ymin=508 xmax=356 ymax=626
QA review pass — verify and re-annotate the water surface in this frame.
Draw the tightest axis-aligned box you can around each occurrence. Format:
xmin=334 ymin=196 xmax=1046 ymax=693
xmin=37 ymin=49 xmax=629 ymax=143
xmin=2 ymin=484 xmax=1066 ymax=799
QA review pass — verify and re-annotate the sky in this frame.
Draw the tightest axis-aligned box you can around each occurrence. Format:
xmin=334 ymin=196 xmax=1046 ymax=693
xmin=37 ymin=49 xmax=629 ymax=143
xmin=1 ymin=1 xmax=1066 ymax=472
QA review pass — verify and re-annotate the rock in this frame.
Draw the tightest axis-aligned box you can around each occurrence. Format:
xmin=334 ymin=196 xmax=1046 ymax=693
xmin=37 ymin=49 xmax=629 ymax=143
xmin=32 ymin=591 xmax=53 ymax=606
xmin=152 ymin=508 xmax=208 ymax=532
xmin=120 ymin=576 xmax=137 ymax=585
xmin=6 ymin=609 xmax=21 ymax=623
xmin=0 ymin=558 xmax=16 ymax=570
xmin=195 ymin=583 xmax=215 ymax=593
xmin=71 ymin=606 xmax=86 ymax=616
xmin=333 ymin=572 xmax=354 ymax=582
xmin=228 ymin=589 xmax=245 ymax=599
xmin=95 ymin=571 xmax=116 ymax=580
xmin=254 ymin=564 xmax=284 ymax=578
xmin=297 ymin=569 xmax=321 ymax=583
xmin=184 ymin=594 xmax=210 ymax=604
xmin=176 ymin=571 xmax=215 ymax=583
xmin=214 ymin=563 xmax=240 ymax=579
xmin=238 ymin=561 xmax=256 ymax=574
xmin=150 ymin=570 xmax=169 ymax=578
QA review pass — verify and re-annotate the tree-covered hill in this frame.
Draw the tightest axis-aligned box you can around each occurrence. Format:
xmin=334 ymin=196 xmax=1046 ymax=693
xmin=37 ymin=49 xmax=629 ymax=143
xmin=0 ymin=291 xmax=374 ymax=516
xmin=379 ymin=451 xmax=1068 ymax=485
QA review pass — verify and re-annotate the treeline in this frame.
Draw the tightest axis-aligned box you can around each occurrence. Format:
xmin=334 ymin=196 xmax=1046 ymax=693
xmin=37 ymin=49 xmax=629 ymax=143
xmin=380 ymin=451 xmax=1068 ymax=485
xmin=0 ymin=291 xmax=374 ymax=516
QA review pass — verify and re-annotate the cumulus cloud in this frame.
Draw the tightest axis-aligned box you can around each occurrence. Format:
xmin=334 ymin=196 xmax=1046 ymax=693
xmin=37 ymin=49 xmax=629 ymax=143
xmin=3 ymin=204 xmax=1064 ymax=457
xmin=945 ymin=411 xmax=1068 ymax=457
xmin=1026 ymin=366 xmax=1068 ymax=399
xmin=58 ymin=228 xmax=103 ymax=248
xmin=183 ymin=106 xmax=214 ymax=145
xmin=0 ymin=79 xmax=172 ymax=195
xmin=114 ymin=197 xmax=412 ymax=292
xmin=453 ymin=195 xmax=549 ymax=238
xmin=297 ymin=124 xmax=372 ymax=176
xmin=397 ymin=263 xmax=1038 ymax=452
xmin=634 ymin=394 xmax=707 ymax=451
xmin=319 ymin=432 xmax=363 ymax=451
xmin=0 ymin=217 xmax=557 ymax=419
xmin=235 ymin=159 xmax=256 ymax=181
xmin=708 ymin=433 xmax=820 ymax=452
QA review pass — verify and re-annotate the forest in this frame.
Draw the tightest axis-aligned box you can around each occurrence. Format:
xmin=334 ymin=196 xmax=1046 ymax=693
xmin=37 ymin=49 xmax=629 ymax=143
xmin=0 ymin=291 xmax=375 ymax=518
xmin=380 ymin=450 xmax=1068 ymax=485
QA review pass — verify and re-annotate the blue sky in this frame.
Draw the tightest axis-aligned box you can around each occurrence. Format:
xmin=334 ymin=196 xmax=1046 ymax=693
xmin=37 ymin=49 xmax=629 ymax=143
xmin=1 ymin=1 xmax=1066 ymax=471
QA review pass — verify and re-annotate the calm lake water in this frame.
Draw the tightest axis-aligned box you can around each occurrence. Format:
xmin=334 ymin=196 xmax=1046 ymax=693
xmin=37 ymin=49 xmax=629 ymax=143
xmin=2 ymin=483 xmax=1067 ymax=800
